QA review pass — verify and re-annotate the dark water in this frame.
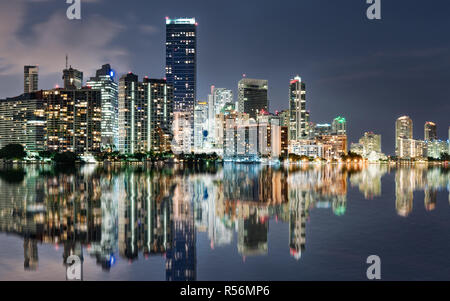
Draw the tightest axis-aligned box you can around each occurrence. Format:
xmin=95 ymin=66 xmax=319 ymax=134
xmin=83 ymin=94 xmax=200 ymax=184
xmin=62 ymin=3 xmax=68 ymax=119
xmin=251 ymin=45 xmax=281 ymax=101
xmin=0 ymin=163 xmax=449 ymax=281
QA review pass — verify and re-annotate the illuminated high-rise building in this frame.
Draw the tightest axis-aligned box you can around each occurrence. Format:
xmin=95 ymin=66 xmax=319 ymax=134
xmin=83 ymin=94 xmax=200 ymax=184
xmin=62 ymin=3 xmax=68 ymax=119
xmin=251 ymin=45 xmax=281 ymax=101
xmin=332 ymin=116 xmax=347 ymax=135
xmin=87 ymin=64 xmax=119 ymax=149
xmin=24 ymin=66 xmax=39 ymax=93
xmin=238 ymin=78 xmax=268 ymax=119
xmin=289 ymin=76 xmax=306 ymax=140
xmin=207 ymin=86 xmax=233 ymax=145
xmin=424 ymin=121 xmax=437 ymax=142
xmin=359 ymin=132 xmax=382 ymax=157
xmin=165 ymin=17 xmax=197 ymax=114
xmin=194 ymin=101 xmax=209 ymax=151
xmin=0 ymin=92 xmax=46 ymax=152
xmin=395 ymin=116 xmax=413 ymax=156
xmin=43 ymin=88 xmax=102 ymax=154
xmin=118 ymin=73 xmax=174 ymax=154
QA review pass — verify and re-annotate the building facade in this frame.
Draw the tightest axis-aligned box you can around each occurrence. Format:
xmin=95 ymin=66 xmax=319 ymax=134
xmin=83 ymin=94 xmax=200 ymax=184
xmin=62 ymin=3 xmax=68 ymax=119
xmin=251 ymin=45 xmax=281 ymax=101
xmin=238 ymin=78 xmax=268 ymax=119
xmin=43 ymin=88 xmax=102 ymax=154
xmin=165 ymin=17 xmax=197 ymax=114
xmin=424 ymin=121 xmax=437 ymax=142
xmin=0 ymin=93 xmax=46 ymax=153
xmin=395 ymin=116 xmax=413 ymax=156
xmin=118 ymin=73 xmax=174 ymax=154
xmin=87 ymin=64 xmax=119 ymax=150
xmin=24 ymin=66 xmax=39 ymax=94
xmin=289 ymin=76 xmax=306 ymax=141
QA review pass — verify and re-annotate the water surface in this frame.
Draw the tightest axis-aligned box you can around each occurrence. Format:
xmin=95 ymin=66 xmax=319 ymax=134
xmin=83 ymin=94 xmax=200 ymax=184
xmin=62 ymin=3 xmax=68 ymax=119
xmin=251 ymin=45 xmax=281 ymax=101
xmin=0 ymin=163 xmax=449 ymax=281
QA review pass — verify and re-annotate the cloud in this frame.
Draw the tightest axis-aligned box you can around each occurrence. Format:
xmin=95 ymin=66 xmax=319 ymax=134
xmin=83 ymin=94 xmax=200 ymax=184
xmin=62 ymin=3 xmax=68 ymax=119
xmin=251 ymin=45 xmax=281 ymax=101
xmin=0 ymin=0 xmax=129 ymax=79
xmin=139 ymin=25 xmax=159 ymax=35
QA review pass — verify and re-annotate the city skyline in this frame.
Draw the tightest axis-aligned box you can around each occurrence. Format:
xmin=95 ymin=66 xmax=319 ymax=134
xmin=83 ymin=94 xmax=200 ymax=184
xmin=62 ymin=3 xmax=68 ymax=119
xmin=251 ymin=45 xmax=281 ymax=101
xmin=0 ymin=1 xmax=449 ymax=154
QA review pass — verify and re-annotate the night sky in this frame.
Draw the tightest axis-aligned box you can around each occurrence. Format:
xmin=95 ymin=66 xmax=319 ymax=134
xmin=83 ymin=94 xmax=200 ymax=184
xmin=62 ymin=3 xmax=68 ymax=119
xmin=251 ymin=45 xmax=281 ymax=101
xmin=0 ymin=0 xmax=449 ymax=154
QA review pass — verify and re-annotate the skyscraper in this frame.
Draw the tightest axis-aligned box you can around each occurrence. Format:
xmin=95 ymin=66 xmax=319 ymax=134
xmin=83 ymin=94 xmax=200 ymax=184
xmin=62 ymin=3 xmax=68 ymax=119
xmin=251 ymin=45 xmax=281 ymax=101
xmin=424 ymin=121 xmax=437 ymax=142
xmin=165 ymin=17 xmax=197 ymax=114
xmin=395 ymin=116 xmax=413 ymax=156
xmin=87 ymin=64 xmax=119 ymax=150
xmin=238 ymin=78 xmax=268 ymax=119
xmin=289 ymin=76 xmax=306 ymax=140
xmin=194 ymin=101 xmax=209 ymax=151
xmin=0 ymin=92 xmax=46 ymax=152
xmin=43 ymin=88 xmax=102 ymax=154
xmin=118 ymin=73 xmax=139 ymax=154
xmin=24 ymin=66 xmax=39 ymax=93
xmin=118 ymin=73 xmax=174 ymax=154
xmin=332 ymin=116 xmax=347 ymax=135
xmin=207 ymin=86 xmax=233 ymax=145
xmin=63 ymin=66 xmax=83 ymax=90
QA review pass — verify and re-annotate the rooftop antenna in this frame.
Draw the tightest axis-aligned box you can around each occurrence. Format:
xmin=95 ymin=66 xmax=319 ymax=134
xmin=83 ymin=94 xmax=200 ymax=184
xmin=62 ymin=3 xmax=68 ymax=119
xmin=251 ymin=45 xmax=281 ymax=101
xmin=65 ymin=54 xmax=68 ymax=69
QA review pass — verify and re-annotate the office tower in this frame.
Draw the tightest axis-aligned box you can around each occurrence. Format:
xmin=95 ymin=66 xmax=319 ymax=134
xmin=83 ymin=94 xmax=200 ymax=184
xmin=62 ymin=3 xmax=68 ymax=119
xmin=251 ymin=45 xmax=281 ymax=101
xmin=238 ymin=78 xmax=268 ymax=119
xmin=395 ymin=116 xmax=413 ymax=156
xmin=359 ymin=132 xmax=382 ymax=157
xmin=24 ymin=66 xmax=39 ymax=93
xmin=165 ymin=17 xmax=197 ymax=114
xmin=424 ymin=121 xmax=437 ymax=142
xmin=207 ymin=86 xmax=233 ymax=144
xmin=194 ymin=101 xmax=209 ymax=151
xmin=332 ymin=116 xmax=347 ymax=135
xmin=63 ymin=66 xmax=83 ymax=90
xmin=0 ymin=92 xmax=46 ymax=152
xmin=118 ymin=73 xmax=139 ymax=154
xmin=87 ymin=64 xmax=119 ymax=150
xmin=43 ymin=88 xmax=102 ymax=154
xmin=144 ymin=78 xmax=174 ymax=153
xmin=118 ymin=74 xmax=174 ymax=154
xmin=289 ymin=76 xmax=306 ymax=140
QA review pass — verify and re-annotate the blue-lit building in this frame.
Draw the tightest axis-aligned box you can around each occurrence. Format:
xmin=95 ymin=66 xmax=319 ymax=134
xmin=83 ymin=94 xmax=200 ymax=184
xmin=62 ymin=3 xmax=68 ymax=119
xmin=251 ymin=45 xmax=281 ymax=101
xmin=87 ymin=64 xmax=119 ymax=150
xmin=165 ymin=17 xmax=197 ymax=115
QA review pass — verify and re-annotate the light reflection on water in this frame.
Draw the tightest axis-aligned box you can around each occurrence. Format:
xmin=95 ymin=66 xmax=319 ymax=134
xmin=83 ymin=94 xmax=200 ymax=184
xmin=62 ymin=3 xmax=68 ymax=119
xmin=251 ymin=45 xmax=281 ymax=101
xmin=0 ymin=163 xmax=449 ymax=281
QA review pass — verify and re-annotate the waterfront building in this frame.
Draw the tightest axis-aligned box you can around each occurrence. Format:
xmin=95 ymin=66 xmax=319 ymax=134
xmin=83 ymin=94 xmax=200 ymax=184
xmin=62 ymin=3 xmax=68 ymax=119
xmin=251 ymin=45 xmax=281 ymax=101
xmin=0 ymin=92 xmax=46 ymax=153
xmin=43 ymin=88 xmax=102 ymax=154
xmin=397 ymin=138 xmax=426 ymax=159
xmin=359 ymin=132 xmax=382 ymax=157
xmin=207 ymin=86 xmax=233 ymax=145
xmin=194 ymin=101 xmax=209 ymax=151
xmin=332 ymin=116 xmax=347 ymax=135
xmin=24 ymin=66 xmax=39 ymax=93
xmin=427 ymin=140 xmax=448 ymax=159
xmin=316 ymin=135 xmax=348 ymax=160
xmin=87 ymin=64 xmax=119 ymax=150
xmin=289 ymin=76 xmax=306 ymax=140
xmin=238 ymin=78 xmax=268 ymax=119
xmin=172 ymin=112 xmax=194 ymax=154
xmin=424 ymin=121 xmax=437 ymax=142
xmin=166 ymin=17 xmax=197 ymax=114
xmin=118 ymin=73 xmax=174 ymax=154
xmin=395 ymin=116 xmax=413 ymax=156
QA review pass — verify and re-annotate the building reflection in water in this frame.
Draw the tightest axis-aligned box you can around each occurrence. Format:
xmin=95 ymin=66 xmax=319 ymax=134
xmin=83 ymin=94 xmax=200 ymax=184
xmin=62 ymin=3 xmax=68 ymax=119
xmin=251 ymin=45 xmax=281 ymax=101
xmin=0 ymin=163 xmax=448 ymax=279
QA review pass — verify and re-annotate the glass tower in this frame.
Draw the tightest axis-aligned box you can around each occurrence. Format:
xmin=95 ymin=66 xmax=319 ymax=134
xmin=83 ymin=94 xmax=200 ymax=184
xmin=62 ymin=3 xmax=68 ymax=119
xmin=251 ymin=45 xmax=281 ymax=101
xmin=165 ymin=17 xmax=197 ymax=115
xmin=87 ymin=64 xmax=119 ymax=150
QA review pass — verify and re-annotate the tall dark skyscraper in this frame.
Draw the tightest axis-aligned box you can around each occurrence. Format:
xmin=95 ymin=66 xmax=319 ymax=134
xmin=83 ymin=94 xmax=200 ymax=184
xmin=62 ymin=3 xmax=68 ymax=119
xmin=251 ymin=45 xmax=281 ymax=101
xmin=165 ymin=17 xmax=197 ymax=115
xmin=238 ymin=78 xmax=268 ymax=119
